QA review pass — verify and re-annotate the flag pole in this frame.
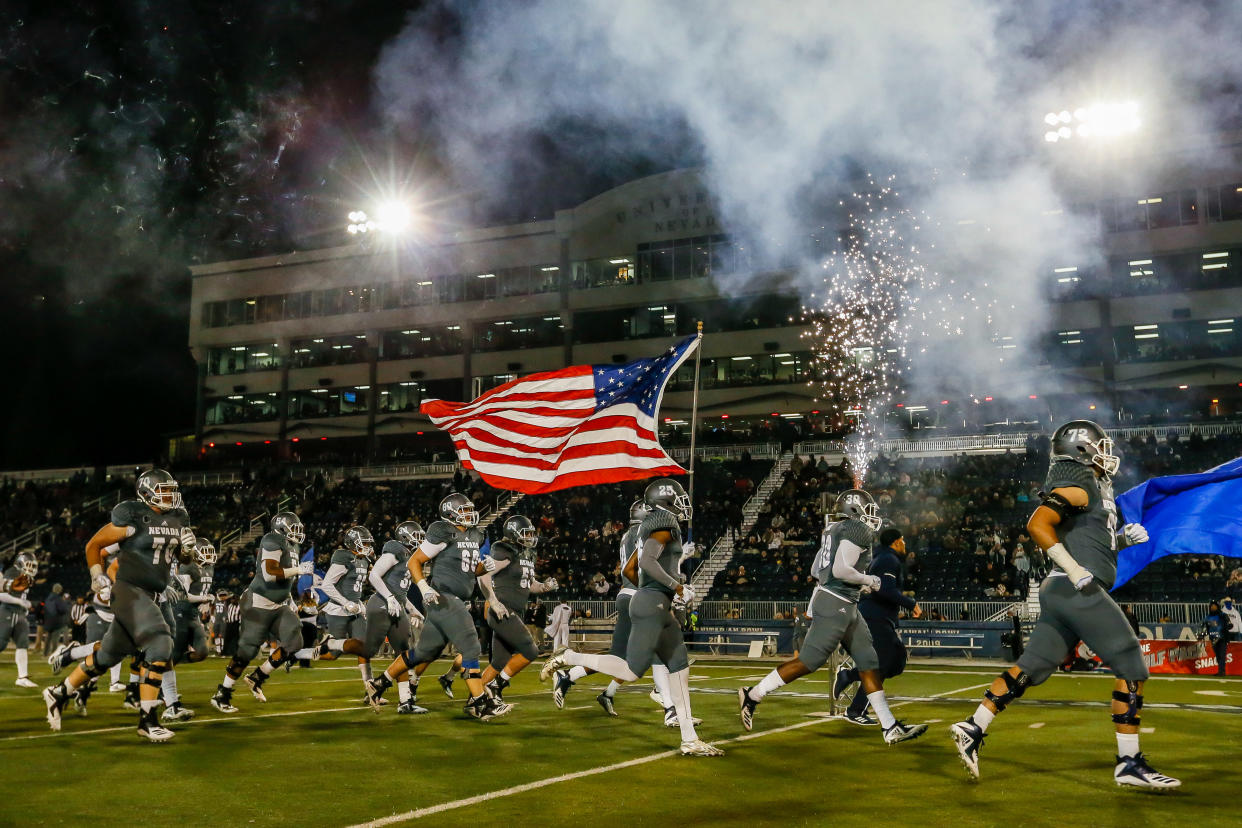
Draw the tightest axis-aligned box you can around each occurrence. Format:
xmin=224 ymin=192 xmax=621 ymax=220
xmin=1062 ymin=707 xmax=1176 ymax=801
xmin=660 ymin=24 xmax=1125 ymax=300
xmin=686 ymin=321 xmax=703 ymax=539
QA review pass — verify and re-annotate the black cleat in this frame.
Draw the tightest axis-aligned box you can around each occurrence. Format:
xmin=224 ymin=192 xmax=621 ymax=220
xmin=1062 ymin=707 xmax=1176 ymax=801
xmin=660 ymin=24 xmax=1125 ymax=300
xmin=552 ymin=670 xmax=573 ymax=709
xmin=210 ymin=685 xmax=238 ymax=714
xmin=438 ymin=673 xmax=455 ymax=698
xmin=43 ymin=684 xmax=70 ymax=731
xmin=122 ymin=682 xmax=140 ymax=711
xmin=738 ymin=687 xmax=759 ymax=732
xmin=596 ymin=691 xmax=618 ymax=717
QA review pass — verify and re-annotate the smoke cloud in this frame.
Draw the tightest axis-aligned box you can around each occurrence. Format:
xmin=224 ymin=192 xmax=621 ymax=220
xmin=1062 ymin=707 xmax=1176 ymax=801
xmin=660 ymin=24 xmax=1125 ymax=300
xmin=375 ymin=0 xmax=1242 ymax=412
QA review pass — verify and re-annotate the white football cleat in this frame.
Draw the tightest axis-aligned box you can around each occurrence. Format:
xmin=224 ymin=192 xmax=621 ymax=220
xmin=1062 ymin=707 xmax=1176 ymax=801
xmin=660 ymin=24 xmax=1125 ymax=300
xmin=162 ymin=702 xmax=195 ymax=722
xmin=680 ymin=739 xmax=723 ymax=757
xmin=883 ymin=720 xmax=928 ymax=745
xmin=43 ymin=686 xmax=68 ymax=732
xmin=137 ymin=721 xmax=176 ymax=743
xmin=1115 ymin=753 xmax=1181 ymax=791
xmin=243 ymin=674 xmax=267 ymax=702
xmin=950 ymin=720 xmax=985 ymax=779
xmin=649 ymin=689 xmax=665 ymax=707
xmin=109 ymin=682 xmax=127 ymax=693
xmin=15 ymin=677 xmax=38 ymax=688
xmin=47 ymin=641 xmax=78 ymax=675
xmin=539 ymin=648 xmax=571 ymax=682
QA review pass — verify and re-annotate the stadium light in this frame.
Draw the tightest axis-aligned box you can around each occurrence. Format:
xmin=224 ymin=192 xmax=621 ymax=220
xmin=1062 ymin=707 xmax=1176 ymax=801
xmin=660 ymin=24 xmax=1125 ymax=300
xmin=1043 ymin=101 xmax=1140 ymax=143
xmin=346 ymin=200 xmax=416 ymax=236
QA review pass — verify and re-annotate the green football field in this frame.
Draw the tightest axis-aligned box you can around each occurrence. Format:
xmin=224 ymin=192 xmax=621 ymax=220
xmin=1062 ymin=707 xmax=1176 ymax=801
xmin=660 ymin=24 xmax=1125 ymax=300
xmin=0 ymin=653 xmax=1237 ymax=827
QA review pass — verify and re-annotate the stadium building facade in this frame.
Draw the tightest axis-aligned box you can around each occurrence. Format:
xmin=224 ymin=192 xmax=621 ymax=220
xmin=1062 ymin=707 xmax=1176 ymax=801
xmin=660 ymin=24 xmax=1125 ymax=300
xmin=188 ymin=153 xmax=1242 ymax=461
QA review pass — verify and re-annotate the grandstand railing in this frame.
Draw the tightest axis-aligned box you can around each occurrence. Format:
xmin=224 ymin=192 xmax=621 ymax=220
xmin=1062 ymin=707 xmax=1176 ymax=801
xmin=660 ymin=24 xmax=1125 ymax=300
xmin=2 ymin=488 xmax=123 ymax=560
xmin=667 ymin=443 xmax=782 ymax=461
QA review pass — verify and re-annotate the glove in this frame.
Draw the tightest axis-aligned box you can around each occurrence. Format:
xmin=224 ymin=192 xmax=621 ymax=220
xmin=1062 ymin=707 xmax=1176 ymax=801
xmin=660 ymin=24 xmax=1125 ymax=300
xmin=180 ymin=527 xmax=197 ymax=549
xmin=1071 ymin=570 xmax=1095 ymax=591
xmin=682 ymin=541 xmax=696 ymax=557
xmin=93 ymin=573 xmax=112 ymax=593
xmin=677 ymin=584 xmax=696 ymax=604
xmin=297 ymin=561 xmax=314 ymax=576
xmin=479 ymin=556 xmax=497 ymax=573
xmin=403 ymin=600 xmax=423 ymax=621
xmin=98 ymin=585 xmax=112 ymax=603
xmin=864 ymin=575 xmax=882 ymax=594
xmin=344 ymin=601 xmax=364 ymax=615
xmin=491 ymin=602 xmax=511 ymax=621
xmin=19 ymin=599 xmax=31 ymax=611
xmin=418 ymin=581 xmax=441 ymax=607
xmin=1122 ymin=523 xmax=1149 ymax=546
xmin=543 ymin=577 xmax=558 ymax=591
xmin=386 ymin=596 xmax=401 ymax=617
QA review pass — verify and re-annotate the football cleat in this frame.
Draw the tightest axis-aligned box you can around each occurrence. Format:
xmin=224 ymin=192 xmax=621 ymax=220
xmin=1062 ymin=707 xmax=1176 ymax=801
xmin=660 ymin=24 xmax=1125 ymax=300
xmin=596 ymin=691 xmax=618 ymax=717
xmin=950 ymin=719 xmax=985 ymax=779
xmin=884 ymin=720 xmax=928 ymax=745
xmin=1115 ymin=753 xmax=1181 ymax=790
xmin=485 ymin=677 xmax=505 ymax=701
xmin=74 ymin=679 xmax=96 ymax=717
xmin=465 ymin=693 xmax=513 ymax=722
xmin=397 ymin=700 xmax=430 ymax=715
xmin=438 ymin=673 xmax=455 ymax=699
xmin=552 ymin=670 xmax=573 ymax=709
xmin=43 ymin=685 xmax=69 ymax=731
xmin=162 ymin=702 xmax=195 ymax=722
xmin=122 ymin=683 xmax=140 ymax=710
xmin=108 ymin=682 xmax=127 ymax=693
xmin=363 ymin=677 xmax=391 ymax=712
xmin=539 ymin=648 xmax=571 ymax=683
xmin=14 ymin=676 xmax=37 ymax=688
xmin=47 ymin=641 xmax=79 ymax=675
xmin=832 ymin=666 xmax=857 ymax=701
xmin=243 ymin=672 xmax=267 ymax=702
xmin=649 ymin=689 xmax=665 ymax=708
xmin=210 ymin=685 xmax=238 ymax=714
xmin=679 ymin=739 xmax=724 ymax=757
xmin=359 ymin=694 xmax=389 ymax=706
xmin=844 ymin=711 xmax=878 ymax=726
xmin=137 ymin=710 xmax=175 ymax=743
xmin=664 ymin=707 xmax=703 ymax=728
xmin=738 ymin=687 xmax=758 ymax=732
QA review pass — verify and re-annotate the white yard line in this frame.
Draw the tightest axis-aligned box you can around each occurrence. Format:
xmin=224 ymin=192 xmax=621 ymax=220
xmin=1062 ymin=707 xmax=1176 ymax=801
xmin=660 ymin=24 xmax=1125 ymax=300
xmin=0 ymin=704 xmax=364 ymax=742
xmin=348 ymin=679 xmax=990 ymax=827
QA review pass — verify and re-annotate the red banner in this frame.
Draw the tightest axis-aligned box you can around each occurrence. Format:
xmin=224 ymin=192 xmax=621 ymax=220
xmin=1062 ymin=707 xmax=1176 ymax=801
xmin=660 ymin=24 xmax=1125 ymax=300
xmin=1071 ymin=639 xmax=1242 ymax=675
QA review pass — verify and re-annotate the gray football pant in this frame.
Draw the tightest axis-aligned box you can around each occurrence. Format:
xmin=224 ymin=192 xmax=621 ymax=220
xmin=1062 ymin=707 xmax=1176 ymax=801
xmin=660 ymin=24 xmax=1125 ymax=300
xmin=624 ymin=588 xmax=689 ymax=677
xmin=0 ymin=606 xmax=29 ymax=652
xmin=235 ymin=600 xmax=302 ymax=664
xmin=1017 ymin=576 xmax=1149 ymax=684
xmin=95 ymin=581 xmax=174 ymax=667
xmin=410 ymin=595 xmax=481 ymax=665
xmin=358 ymin=595 xmax=411 ymax=659
xmin=487 ymin=610 xmax=538 ymax=670
xmin=798 ymin=589 xmax=880 ymax=673
xmin=325 ymin=612 xmax=367 ymax=641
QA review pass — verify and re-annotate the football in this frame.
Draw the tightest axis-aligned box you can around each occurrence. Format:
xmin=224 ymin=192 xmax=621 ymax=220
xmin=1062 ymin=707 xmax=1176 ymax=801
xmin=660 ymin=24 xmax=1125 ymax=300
xmin=8 ymin=573 xmax=31 ymax=592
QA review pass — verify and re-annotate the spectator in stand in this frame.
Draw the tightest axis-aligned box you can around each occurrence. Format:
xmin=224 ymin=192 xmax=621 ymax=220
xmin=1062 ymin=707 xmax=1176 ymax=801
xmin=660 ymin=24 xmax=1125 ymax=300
xmin=1228 ymin=567 xmax=1242 ymax=590
xmin=1121 ymin=604 xmax=1141 ymax=637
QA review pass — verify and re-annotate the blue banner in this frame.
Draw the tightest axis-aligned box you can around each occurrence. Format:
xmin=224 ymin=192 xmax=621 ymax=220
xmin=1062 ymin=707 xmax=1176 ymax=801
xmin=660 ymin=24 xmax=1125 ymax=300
xmin=1114 ymin=456 xmax=1242 ymax=589
xmin=296 ymin=545 xmax=325 ymax=600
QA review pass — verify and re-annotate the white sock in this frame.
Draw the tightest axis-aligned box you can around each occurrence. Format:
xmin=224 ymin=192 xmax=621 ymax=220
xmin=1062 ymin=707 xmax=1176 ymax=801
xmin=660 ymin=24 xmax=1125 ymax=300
xmin=398 ymin=681 xmax=412 ymax=702
xmin=1116 ymin=731 xmax=1140 ymax=759
xmin=567 ymin=665 xmax=589 ymax=682
xmin=748 ymin=669 xmax=786 ymax=701
xmin=292 ymin=647 xmax=316 ymax=660
xmin=867 ymin=691 xmax=896 ymax=730
xmin=222 ymin=675 xmax=236 ymax=689
xmin=971 ymin=703 xmax=996 ymax=732
xmin=411 ymin=674 xmax=421 ymax=686
xmin=110 ymin=663 xmax=123 ymax=684
xmin=69 ymin=643 xmax=94 ymax=660
xmin=605 ymin=679 xmax=620 ymax=698
xmin=651 ymin=663 xmax=672 ymax=702
xmin=258 ymin=659 xmax=276 ymax=676
xmin=327 ymin=639 xmax=345 ymax=653
xmin=161 ymin=671 xmax=179 ymax=705
xmin=360 ymin=662 xmax=372 ymax=682
xmin=129 ymin=670 xmax=140 ymax=685
xmin=500 ymin=669 xmax=513 ymax=682
xmin=14 ymin=649 xmax=28 ymax=679
xmin=564 ymin=651 xmax=638 ymax=682
xmin=668 ymin=669 xmax=699 ymax=742
xmin=140 ymin=698 xmax=160 ymax=713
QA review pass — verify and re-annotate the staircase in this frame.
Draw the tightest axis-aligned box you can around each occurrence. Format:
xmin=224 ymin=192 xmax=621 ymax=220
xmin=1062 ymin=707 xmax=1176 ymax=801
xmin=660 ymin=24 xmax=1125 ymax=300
xmin=479 ymin=491 xmax=525 ymax=529
xmin=689 ymin=451 xmax=794 ymax=596
xmin=1024 ymin=575 xmax=1041 ymax=619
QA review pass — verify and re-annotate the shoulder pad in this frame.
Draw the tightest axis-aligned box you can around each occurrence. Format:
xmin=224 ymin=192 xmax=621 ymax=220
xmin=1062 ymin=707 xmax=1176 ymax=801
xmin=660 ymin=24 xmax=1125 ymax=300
xmin=841 ymin=519 xmax=874 ymax=548
xmin=111 ymin=500 xmax=140 ymax=528
xmin=1044 ymin=460 xmax=1096 ymax=492
xmin=330 ymin=548 xmax=351 ymax=564
xmin=426 ymin=520 xmax=460 ymax=544
xmin=382 ymin=540 xmax=407 ymax=558
xmin=640 ymin=510 xmax=680 ymax=536
xmin=259 ymin=532 xmax=285 ymax=551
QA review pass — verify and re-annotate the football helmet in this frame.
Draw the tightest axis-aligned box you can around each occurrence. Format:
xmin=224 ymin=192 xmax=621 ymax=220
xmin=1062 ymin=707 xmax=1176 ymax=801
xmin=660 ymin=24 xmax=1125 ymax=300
xmin=629 ymin=499 xmax=651 ymax=525
xmin=644 ymin=478 xmax=692 ymax=521
xmin=439 ymin=493 xmax=478 ymax=527
xmin=195 ymin=537 xmax=217 ymax=566
xmin=834 ymin=489 xmax=882 ymax=532
xmin=395 ymin=520 xmax=425 ymax=550
xmin=271 ymin=511 xmax=305 ymax=544
xmin=502 ymin=515 xmax=538 ymax=549
xmin=137 ymin=468 xmax=182 ymax=511
xmin=1051 ymin=419 xmax=1119 ymax=477
xmin=344 ymin=525 xmax=375 ymax=557
xmin=15 ymin=553 xmax=38 ymax=578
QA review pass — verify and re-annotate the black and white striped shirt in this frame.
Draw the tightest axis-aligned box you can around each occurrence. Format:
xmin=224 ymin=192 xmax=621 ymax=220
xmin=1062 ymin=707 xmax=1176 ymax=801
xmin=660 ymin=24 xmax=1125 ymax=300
xmin=225 ymin=602 xmax=242 ymax=624
xmin=70 ymin=603 xmax=89 ymax=626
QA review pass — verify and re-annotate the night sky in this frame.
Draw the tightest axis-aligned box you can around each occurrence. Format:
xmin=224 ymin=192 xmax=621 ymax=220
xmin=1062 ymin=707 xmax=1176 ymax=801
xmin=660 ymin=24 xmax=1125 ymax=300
xmin=0 ymin=1 xmax=685 ymax=470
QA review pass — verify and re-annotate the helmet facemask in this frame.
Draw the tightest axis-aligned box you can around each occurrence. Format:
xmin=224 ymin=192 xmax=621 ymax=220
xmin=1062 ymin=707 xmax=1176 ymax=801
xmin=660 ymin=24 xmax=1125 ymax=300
xmin=196 ymin=541 xmax=217 ymax=566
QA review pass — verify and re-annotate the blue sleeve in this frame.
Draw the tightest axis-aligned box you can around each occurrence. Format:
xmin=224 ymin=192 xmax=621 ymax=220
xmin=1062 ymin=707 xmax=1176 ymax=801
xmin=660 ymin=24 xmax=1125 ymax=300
xmin=869 ymin=554 xmax=916 ymax=610
xmin=480 ymin=538 xmax=492 ymax=558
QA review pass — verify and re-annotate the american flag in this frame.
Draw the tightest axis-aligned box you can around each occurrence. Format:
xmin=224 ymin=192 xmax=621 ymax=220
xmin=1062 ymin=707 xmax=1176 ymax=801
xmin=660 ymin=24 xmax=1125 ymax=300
xmin=421 ymin=335 xmax=699 ymax=494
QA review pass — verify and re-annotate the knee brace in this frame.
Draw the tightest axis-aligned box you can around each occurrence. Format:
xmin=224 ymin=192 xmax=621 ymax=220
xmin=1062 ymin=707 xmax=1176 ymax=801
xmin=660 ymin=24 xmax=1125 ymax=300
xmin=226 ymin=657 xmax=247 ymax=678
xmin=461 ymin=658 xmax=481 ymax=680
xmin=82 ymin=655 xmax=105 ymax=679
xmin=1112 ymin=680 xmax=1143 ymax=726
xmin=985 ymin=670 xmax=1031 ymax=712
xmin=144 ymin=659 xmax=170 ymax=677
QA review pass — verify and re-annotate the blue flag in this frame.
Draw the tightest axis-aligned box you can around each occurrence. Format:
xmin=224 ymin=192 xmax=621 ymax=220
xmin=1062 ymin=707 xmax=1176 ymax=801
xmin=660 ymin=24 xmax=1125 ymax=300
xmin=1113 ymin=456 xmax=1242 ymax=590
xmin=296 ymin=545 xmax=324 ymax=600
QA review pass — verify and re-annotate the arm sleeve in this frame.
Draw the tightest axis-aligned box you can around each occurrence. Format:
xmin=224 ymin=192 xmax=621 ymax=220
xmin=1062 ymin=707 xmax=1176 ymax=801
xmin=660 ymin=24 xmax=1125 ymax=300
xmin=872 ymin=557 xmax=916 ymax=610
xmin=831 ymin=539 xmax=873 ymax=586
xmin=0 ymin=592 xmax=25 ymax=606
xmin=320 ymin=563 xmax=350 ymax=605
xmin=368 ymin=554 xmax=397 ymax=600
xmin=260 ymin=546 xmax=282 ymax=582
xmin=418 ymin=539 xmax=448 ymax=561
xmin=638 ymin=537 xmax=680 ymax=591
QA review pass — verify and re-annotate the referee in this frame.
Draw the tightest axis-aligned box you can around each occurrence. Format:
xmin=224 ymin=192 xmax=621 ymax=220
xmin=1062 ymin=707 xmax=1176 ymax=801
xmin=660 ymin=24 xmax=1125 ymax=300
xmin=833 ymin=527 xmax=921 ymax=725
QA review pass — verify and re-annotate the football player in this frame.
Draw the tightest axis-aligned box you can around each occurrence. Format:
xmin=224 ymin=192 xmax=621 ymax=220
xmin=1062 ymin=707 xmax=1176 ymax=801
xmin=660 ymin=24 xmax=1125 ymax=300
xmin=42 ymin=469 xmax=192 ymax=741
xmin=364 ymin=493 xmax=511 ymax=721
xmin=541 ymin=478 xmax=720 ymax=756
xmin=475 ymin=515 xmax=557 ymax=701
xmin=0 ymin=552 xmax=39 ymax=688
xmin=551 ymin=500 xmax=680 ymax=725
xmin=951 ymin=421 xmax=1180 ymax=790
xmin=210 ymin=511 xmax=316 ymax=713
xmin=738 ymin=489 xmax=927 ymax=746
xmin=320 ymin=525 xmax=374 ymax=693
xmin=47 ymin=553 xmax=123 ymax=714
xmin=320 ymin=521 xmax=426 ymax=714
